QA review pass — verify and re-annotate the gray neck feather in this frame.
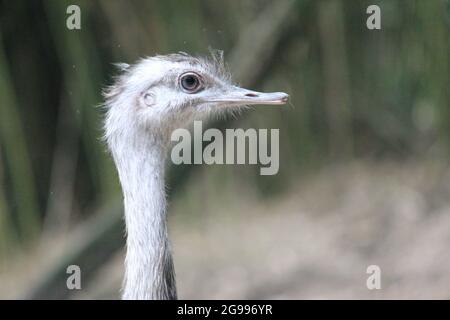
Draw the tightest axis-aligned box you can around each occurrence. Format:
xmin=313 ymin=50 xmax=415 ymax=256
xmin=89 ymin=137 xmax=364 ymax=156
xmin=111 ymin=128 xmax=177 ymax=300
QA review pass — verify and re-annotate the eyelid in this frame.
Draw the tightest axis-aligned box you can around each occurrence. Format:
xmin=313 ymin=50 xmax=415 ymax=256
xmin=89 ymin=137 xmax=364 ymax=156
xmin=180 ymin=71 xmax=202 ymax=79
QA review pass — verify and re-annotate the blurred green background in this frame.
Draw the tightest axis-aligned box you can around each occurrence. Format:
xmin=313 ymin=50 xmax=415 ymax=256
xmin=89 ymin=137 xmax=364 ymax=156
xmin=0 ymin=0 xmax=449 ymax=299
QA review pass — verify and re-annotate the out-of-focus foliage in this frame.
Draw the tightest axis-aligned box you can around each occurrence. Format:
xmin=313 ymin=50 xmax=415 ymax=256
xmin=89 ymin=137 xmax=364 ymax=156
xmin=0 ymin=0 xmax=448 ymax=296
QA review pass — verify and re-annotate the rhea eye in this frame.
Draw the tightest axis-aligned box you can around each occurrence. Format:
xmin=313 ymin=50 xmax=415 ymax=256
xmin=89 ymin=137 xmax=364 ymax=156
xmin=180 ymin=72 xmax=202 ymax=93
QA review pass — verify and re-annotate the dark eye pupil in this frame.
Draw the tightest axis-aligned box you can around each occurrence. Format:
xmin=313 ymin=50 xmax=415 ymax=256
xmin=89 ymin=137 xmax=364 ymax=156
xmin=184 ymin=76 xmax=196 ymax=87
xmin=181 ymin=74 xmax=199 ymax=91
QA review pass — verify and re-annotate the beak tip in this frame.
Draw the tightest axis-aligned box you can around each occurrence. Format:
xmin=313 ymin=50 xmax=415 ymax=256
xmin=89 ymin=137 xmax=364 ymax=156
xmin=272 ymin=92 xmax=289 ymax=105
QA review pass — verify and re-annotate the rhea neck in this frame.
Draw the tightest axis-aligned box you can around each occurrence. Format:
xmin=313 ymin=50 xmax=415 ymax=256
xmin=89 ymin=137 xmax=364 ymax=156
xmin=111 ymin=125 xmax=176 ymax=300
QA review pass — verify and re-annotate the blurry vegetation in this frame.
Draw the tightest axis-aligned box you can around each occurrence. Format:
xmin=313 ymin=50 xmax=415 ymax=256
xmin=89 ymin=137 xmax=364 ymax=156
xmin=0 ymin=0 xmax=449 ymax=297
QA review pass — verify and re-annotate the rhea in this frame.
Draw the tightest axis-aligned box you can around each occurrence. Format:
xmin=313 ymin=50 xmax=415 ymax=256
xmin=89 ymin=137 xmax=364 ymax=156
xmin=103 ymin=53 xmax=288 ymax=300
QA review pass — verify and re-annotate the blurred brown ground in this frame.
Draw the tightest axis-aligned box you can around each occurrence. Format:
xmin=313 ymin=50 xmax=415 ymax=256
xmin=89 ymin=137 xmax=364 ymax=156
xmin=3 ymin=160 xmax=447 ymax=299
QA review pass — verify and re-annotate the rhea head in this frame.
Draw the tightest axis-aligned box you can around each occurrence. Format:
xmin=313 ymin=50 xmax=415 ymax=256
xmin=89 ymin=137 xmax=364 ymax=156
xmin=104 ymin=52 xmax=289 ymax=148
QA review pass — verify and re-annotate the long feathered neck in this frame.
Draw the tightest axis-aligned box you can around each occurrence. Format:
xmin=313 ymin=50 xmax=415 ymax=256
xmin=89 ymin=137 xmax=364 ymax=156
xmin=110 ymin=127 xmax=177 ymax=300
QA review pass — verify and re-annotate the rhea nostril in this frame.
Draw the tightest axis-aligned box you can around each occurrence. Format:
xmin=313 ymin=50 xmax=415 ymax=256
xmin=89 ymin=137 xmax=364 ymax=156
xmin=245 ymin=93 xmax=258 ymax=97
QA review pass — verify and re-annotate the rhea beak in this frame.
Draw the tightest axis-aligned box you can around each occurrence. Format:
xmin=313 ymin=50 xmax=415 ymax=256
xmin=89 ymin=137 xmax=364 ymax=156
xmin=209 ymin=86 xmax=289 ymax=106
